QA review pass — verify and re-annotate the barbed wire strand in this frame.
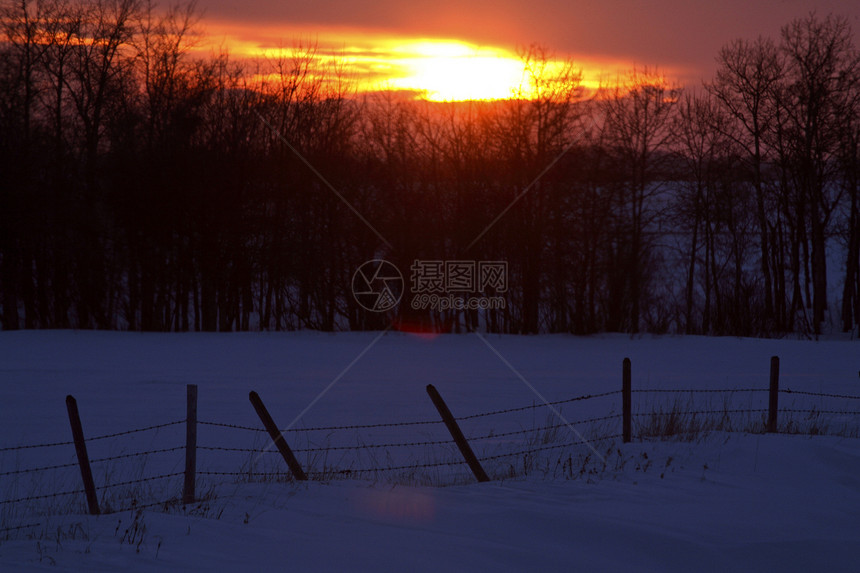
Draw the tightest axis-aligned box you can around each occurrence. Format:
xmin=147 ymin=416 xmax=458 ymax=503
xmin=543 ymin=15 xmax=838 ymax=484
xmin=198 ymin=413 xmax=626 ymax=455
xmin=0 ymin=522 xmax=42 ymax=533
xmin=0 ymin=488 xmax=86 ymax=506
xmin=198 ymin=419 xmax=443 ymax=433
xmin=0 ymin=439 xmax=74 ymax=452
xmin=458 ymin=390 xmax=622 ymax=421
xmin=633 ymin=388 xmax=768 ymax=394
xmin=199 ymin=456 xmax=469 ymax=477
xmin=334 ymin=459 xmax=467 ymax=473
xmin=0 ymin=460 xmax=79 ymax=477
xmin=634 ymin=388 xmax=860 ymax=400
xmin=633 ymin=408 xmax=770 ymax=417
xmin=0 ymin=448 xmax=185 ymax=478
xmin=100 ymin=472 xmax=184 ymax=490
xmin=199 ymin=435 xmax=623 ymax=480
xmin=467 ymin=413 xmax=624 ymax=442
xmin=114 ymin=498 xmax=182 ymax=513
xmin=478 ymin=434 xmax=623 ymax=462
xmin=780 ymin=389 xmax=860 ymax=400
xmin=90 ymin=446 xmax=185 ymax=465
xmin=88 ymin=420 xmax=185 ymax=442
xmin=0 ymin=420 xmax=184 ymax=453
xmin=199 ymin=437 xmax=454 ymax=455
xmin=779 ymin=409 xmax=860 ymax=416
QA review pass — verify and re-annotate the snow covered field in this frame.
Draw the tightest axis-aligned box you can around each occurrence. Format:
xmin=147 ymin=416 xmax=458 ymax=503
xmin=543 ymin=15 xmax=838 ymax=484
xmin=1 ymin=331 xmax=859 ymax=571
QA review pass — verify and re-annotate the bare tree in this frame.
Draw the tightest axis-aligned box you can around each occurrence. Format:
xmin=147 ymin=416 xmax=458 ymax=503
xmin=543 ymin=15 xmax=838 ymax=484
xmin=601 ymin=67 xmax=680 ymax=332
xmin=0 ymin=0 xmax=47 ymax=329
xmin=673 ymin=91 xmax=737 ymax=333
xmin=838 ymin=73 xmax=860 ymax=333
xmin=778 ymin=13 xmax=860 ymax=334
xmin=487 ymin=44 xmax=584 ymax=333
xmin=707 ymin=36 xmax=784 ymax=331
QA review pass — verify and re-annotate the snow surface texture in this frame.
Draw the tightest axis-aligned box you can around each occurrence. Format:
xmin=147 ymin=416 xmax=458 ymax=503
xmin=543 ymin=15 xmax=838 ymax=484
xmin=1 ymin=331 xmax=859 ymax=572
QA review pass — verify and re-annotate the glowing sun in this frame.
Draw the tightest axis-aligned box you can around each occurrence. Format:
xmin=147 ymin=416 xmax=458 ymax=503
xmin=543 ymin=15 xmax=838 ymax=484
xmin=387 ymin=41 xmax=529 ymax=101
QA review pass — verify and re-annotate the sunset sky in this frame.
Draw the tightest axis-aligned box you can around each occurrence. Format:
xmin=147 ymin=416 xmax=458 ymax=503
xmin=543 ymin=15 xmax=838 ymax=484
xmin=196 ymin=0 xmax=860 ymax=99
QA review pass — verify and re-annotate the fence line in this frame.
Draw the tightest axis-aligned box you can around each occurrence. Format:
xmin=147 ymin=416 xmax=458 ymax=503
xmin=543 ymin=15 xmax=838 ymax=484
xmin=2 ymin=392 xmax=855 ymax=482
xmin=2 ymin=356 xmax=859 ymax=525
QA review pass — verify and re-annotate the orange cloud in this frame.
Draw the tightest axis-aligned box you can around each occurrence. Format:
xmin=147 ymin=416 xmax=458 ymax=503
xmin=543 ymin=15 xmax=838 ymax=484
xmin=196 ymin=20 xmax=680 ymax=101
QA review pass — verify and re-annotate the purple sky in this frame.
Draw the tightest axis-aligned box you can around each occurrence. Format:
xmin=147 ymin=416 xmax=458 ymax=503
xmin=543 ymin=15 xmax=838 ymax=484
xmin=198 ymin=0 xmax=860 ymax=83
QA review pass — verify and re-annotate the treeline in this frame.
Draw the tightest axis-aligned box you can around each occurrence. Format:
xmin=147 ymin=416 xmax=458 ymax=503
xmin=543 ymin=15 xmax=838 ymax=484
xmin=0 ymin=0 xmax=858 ymax=336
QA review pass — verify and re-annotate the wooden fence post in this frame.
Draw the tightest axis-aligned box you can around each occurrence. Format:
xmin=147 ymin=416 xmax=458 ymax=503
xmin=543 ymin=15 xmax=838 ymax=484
xmin=768 ymin=356 xmax=779 ymax=433
xmin=65 ymin=395 xmax=100 ymax=515
xmin=248 ymin=391 xmax=307 ymax=481
xmin=622 ymin=358 xmax=632 ymax=443
xmin=183 ymin=384 xmax=198 ymax=504
xmin=426 ymin=384 xmax=490 ymax=483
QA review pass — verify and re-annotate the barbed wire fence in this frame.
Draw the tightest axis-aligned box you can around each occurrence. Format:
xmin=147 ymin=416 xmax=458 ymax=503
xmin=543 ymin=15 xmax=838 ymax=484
xmin=1 ymin=355 xmax=858 ymax=536
xmin=0 ymin=417 xmax=188 ymax=528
